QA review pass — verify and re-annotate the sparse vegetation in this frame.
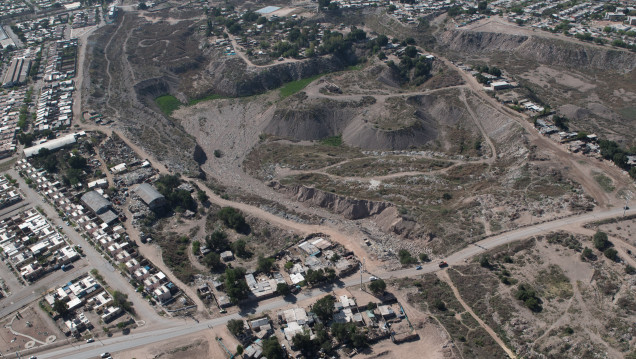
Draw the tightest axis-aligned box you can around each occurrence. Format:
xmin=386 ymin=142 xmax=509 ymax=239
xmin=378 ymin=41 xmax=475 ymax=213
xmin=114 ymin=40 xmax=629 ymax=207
xmin=279 ymin=74 xmax=324 ymax=99
xmin=155 ymin=95 xmax=181 ymax=116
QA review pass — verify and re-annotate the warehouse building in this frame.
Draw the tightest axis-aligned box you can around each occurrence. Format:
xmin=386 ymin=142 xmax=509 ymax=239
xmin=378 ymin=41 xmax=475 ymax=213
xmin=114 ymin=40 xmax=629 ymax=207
xmin=2 ymin=57 xmax=31 ymax=88
xmin=134 ymin=183 xmax=166 ymax=210
xmin=23 ymin=133 xmax=78 ymax=158
xmin=80 ymin=191 xmax=118 ymax=224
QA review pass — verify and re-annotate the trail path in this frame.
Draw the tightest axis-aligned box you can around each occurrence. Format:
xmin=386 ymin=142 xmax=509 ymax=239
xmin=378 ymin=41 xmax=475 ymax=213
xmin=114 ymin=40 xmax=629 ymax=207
xmin=436 ymin=270 xmax=517 ymax=359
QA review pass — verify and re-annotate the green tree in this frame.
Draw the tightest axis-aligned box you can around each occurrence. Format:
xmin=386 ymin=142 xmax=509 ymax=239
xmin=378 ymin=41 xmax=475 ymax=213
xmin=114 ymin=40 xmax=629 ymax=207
xmin=206 ymin=230 xmax=230 ymax=252
xmin=368 ymin=279 xmax=386 ymax=296
xmin=305 ymin=268 xmax=326 ymax=285
xmin=203 ymin=252 xmax=224 ymax=270
xmin=318 ymin=0 xmax=331 ymax=9
xmin=404 ymin=46 xmax=418 ymax=58
xmin=515 ymin=284 xmax=542 ymax=312
xmin=257 ymin=255 xmax=275 ymax=273
xmin=581 ymin=247 xmax=595 ymax=261
xmin=398 ymin=249 xmax=416 ymax=265
xmin=604 ymin=248 xmax=618 ymax=261
xmin=593 ymin=231 xmax=611 ymax=251
xmin=197 ymin=190 xmax=208 ymax=203
xmin=113 ymin=291 xmax=134 ymax=314
xmin=419 ymin=253 xmax=430 ymax=262
xmin=231 ymin=239 xmax=249 ymax=258
xmin=313 ymin=295 xmax=335 ymax=322
xmin=276 ymin=282 xmax=291 ymax=296
xmin=227 ymin=319 xmax=245 ymax=337
xmin=224 ymin=267 xmax=249 ymax=304
xmin=217 ymin=207 xmax=247 ymax=232
xmin=292 ymin=332 xmax=317 ymax=356
xmin=53 ymin=299 xmax=69 ymax=317
xmin=262 ymin=336 xmax=285 ymax=359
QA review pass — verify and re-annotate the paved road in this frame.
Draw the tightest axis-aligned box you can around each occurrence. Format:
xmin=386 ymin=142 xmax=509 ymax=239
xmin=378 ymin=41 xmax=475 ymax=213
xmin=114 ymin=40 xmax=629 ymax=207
xmin=0 ymin=169 xmax=165 ymax=326
xmin=36 ymin=203 xmax=635 ymax=359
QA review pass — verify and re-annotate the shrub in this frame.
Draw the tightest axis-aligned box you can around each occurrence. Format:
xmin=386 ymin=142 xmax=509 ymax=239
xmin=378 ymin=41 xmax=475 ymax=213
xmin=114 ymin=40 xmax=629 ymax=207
xmin=217 ymin=207 xmax=247 ymax=232
xmin=593 ymin=231 xmax=612 ymax=251
xmin=398 ymin=249 xmax=417 ymax=265
xmin=368 ymin=279 xmax=386 ymax=295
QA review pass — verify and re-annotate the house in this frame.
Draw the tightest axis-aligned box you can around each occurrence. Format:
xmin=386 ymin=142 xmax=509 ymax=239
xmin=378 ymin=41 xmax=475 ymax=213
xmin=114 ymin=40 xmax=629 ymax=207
xmin=378 ymin=305 xmax=396 ymax=319
xmin=154 ymin=285 xmax=172 ymax=302
xmin=491 ymin=81 xmax=511 ymax=91
xmin=221 ymin=250 xmax=234 ymax=261
xmin=101 ymin=306 xmax=122 ymax=322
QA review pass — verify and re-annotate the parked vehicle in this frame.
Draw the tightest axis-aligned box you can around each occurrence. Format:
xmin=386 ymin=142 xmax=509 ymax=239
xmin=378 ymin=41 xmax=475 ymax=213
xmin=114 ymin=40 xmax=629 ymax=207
xmin=438 ymin=261 xmax=448 ymax=268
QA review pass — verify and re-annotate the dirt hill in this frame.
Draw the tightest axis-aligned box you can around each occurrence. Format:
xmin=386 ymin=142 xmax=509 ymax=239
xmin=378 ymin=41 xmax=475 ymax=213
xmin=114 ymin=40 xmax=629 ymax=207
xmin=439 ymin=30 xmax=636 ymax=73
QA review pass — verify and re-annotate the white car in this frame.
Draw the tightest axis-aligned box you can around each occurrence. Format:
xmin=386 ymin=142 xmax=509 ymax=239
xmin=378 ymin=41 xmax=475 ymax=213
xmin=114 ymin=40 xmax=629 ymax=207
xmin=369 ymin=276 xmax=378 ymax=281
xmin=86 ymin=338 xmax=94 ymax=343
xmin=101 ymin=353 xmax=110 ymax=358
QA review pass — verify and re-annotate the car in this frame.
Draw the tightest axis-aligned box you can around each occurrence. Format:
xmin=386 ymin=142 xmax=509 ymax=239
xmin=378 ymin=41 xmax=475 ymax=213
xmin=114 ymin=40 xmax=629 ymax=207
xmin=86 ymin=338 xmax=94 ymax=343
xmin=438 ymin=261 xmax=448 ymax=268
xmin=29 ymin=356 xmax=37 ymax=359
xmin=415 ymin=265 xmax=422 ymax=270
xmin=369 ymin=276 xmax=378 ymax=281
xmin=101 ymin=353 xmax=110 ymax=358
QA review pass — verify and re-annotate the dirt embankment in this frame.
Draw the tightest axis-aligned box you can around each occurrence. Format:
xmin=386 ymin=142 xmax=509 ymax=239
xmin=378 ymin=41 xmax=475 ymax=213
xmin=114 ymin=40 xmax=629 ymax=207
xmin=439 ymin=30 xmax=636 ymax=73
xmin=200 ymin=53 xmax=356 ymax=98
xmin=270 ymin=181 xmax=393 ymax=220
xmin=263 ymin=91 xmax=480 ymax=151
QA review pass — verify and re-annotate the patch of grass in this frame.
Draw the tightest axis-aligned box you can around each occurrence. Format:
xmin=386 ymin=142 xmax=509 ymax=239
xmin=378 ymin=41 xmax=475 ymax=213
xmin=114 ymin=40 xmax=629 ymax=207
xmin=155 ymin=95 xmax=182 ymax=116
xmin=188 ymin=94 xmax=226 ymax=106
xmin=618 ymin=106 xmax=636 ymax=121
xmin=279 ymin=74 xmax=324 ymax=99
xmin=320 ymin=135 xmax=342 ymax=147
xmin=593 ymin=173 xmax=615 ymax=193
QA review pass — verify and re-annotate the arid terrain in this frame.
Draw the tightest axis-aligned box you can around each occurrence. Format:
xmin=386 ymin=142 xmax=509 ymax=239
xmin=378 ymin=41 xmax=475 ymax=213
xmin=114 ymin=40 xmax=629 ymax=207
xmin=4 ymin=0 xmax=633 ymax=358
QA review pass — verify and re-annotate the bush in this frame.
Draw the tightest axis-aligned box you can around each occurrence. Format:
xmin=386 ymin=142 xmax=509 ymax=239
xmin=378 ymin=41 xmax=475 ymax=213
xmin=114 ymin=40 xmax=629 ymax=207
xmin=603 ymin=248 xmax=618 ymax=261
xmin=593 ymin=231 xmax=612 ymax=251
xmin=257 ymin=255 xmax=275 ymax=273
xmin=217 ymin=207 xmax=247 ymax=232
xmin=434 ymin=299 xmax=446 ymax=311
xmin=419 ymin=253 xmax=430 ymax=262
xmin=581 ymin=247 xmax=596 ymax=261
xmin=479 ymin=255 xmax=493 ymax=269
xmin=398 ymin=249 xmax=417 ymax=265
xmin=227 ymin=319 xmax=245 ymax=337
xmin=262 ymin=337 xmax=285 ymax=359
xmin=368 ymin=279 xmax=386 ymax=295
xmin=515 ymin=284 xmax=542 ymax=312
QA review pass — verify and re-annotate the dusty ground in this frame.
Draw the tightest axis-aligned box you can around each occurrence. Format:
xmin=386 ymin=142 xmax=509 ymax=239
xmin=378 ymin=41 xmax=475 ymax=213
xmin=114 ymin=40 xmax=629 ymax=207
xmin=118 ymin=323 xmax=240 ymax=359
xmin=0 ymin=305 xmax=61 ymax=353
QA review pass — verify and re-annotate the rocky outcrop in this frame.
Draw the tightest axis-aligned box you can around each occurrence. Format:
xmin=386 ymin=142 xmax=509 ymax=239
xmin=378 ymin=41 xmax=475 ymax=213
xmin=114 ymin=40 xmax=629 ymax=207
xmin=270 ymin=182 xmax=392 ymax=220
xmin=440 ymin=30 xmax=636 ymax=73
